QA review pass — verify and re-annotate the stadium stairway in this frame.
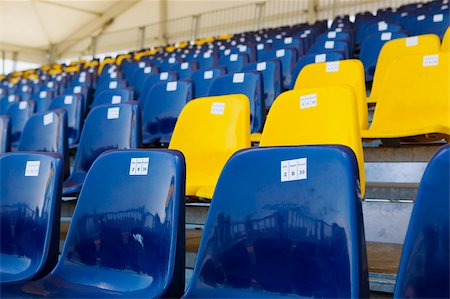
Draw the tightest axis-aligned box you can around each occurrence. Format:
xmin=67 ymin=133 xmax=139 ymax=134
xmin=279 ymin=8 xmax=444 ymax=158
xmin=58 ymin=143 xmax=443 ymax=296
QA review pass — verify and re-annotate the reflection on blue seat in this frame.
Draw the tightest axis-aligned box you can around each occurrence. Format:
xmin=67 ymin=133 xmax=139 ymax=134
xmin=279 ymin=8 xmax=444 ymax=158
xmin=0 ymin=95 xmax=20 ymax=115
xmin=92 ymin=88 xmax=134 ymax=107
xmin=0 ymin=115 xmax=11 ymax=153
xmin=0 ymin=152 xmax=62 ymax=283
xmin=62 ymin=103 xmax=141 ymax=197
xmin=217 ymin=53 xmax=249 ymax=73
xmin=3 ymin=150 xmax=186 ymax=298
xmin=209 ymin=71 xmax=264 ymax=134
xmin=190 ymin=67 xmax=226 ymax=98
xmin=6 ymin=100 xmax=35 ymax=148
xmin=261 ymin=47 xmax=298 ymax=90
xmin=142 ymin=80 xmax=193 ymax=145
xmin=170 ymin=61 xmax=199 ymax=79
xmin=359 ymin=31 xmax=407 ymax=81
xmin=17 ymin=110 xmax=69 ymax=179
xmin=140 ymin=72 xmax=178 ymax=103
xmin=49 ymin=95 xmax=83 ymax=148
xmin=394 ymin=144 xmax=450 ymax=299
xmin=242 ymin=59 xmax=282 ymax=111
xmin=184 ymin=145 xmax=369 ymax=298
xmin=290 ymin=52 xmax=345 ymax=89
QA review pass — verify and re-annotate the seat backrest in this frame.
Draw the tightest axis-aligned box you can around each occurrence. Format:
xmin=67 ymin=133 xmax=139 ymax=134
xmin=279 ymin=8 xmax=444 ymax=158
xmin=308 ymin=40 xmax=350 ymax=58
xmin=69 ymin=103 xmax=141 ymax=185
xmin=410 ymin=13 xmax=450 ymax=39
xmin=0 ymin=115 xmax=11 ymax=153
xmin=217 ymin=53 xmax=249 ymax=73
xmin=17 ymin=109 xmax=69 ymax=178
xmin=209 ymin=71 xmax=264 ymax=134
xmin=129 ymin=65 xmax=159 ymax=93
xmin=48 ymin=95 xmax=83 ymax=147
xmin=33 ymin=90 xmax=54 ymax=113
xmin=291 ymin=52 xmax=345 ymax=89
xmin=0 ymin=152 xmax=62 ymax=282
xmin=359 ymin=31 xmax=408 ymax=81
xmin=442 ymin=26 xmax=450 ymax=51
xmin=262 ymin=47 xmax=298 ymax=89
xmin=185 ymin=145 xmax=369 ymax=298
xmin=369 ymin=34 xmax=441 ymax=102
xmin=142 ymin=80 xmax=193 ymax=144
xmin=190 ymin=67 xmax=227 ymax=98
xmin=294 ymin=59 xmax=368 ymax=130
xmin=92 ymin=88 xmax=134 ymax=107
xmin=170 ymin=61 xmax=199 ymax=79
xmin=242 ymin=59 xmax=282 ymax=111
xmin=0 ymin=95 xmax=20 ymax=115
xmin=6 ymin=100 xmax=35 ymax=147
xmin=260 ymin=87 xmax=365 ymax=196
xmin=168 ymin=95 xmax=251 ymax=199
xmin=367 ymin=52 xmax=450 ymax=137
xmin=394 ymin=144 xmax=449 ymax=298
xmin=196 ymin=51 xmax=219 ymax=69
xmin=54 ymin=150 xmax=186 ymax=297
xmin=140 ymin=71 xmax=178 ymax=102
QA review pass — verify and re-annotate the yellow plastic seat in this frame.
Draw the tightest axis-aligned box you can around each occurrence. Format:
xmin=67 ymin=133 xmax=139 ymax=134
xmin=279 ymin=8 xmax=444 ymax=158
xmin=361 ymin=53 xmax=450 ymax=140
xmin=368 ymin=34 xmax=441 ymax=104
xmin=260 ymin=87 xmax=365 ymax=197
xmin=98 ymin=58 xmax=116 ymax=75
xmin=442 ymin=27 xmax=450 ymax=52
xmin=116 ymin=54 xmax=131 ymax=65
xmin=169 ymin=95 xmax=251 ymax=199
xmin=293 ymin=59 xmax=368 ymax=130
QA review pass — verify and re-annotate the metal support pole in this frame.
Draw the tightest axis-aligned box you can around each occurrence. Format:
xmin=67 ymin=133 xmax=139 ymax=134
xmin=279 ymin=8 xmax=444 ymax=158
xmin=159 ymin=0 xmax=168 ymax=44
xmin=191 ymin=14 xmax=200 ymax=41
xmin=1 ymin=50 xmax=5 ymax=75
xmin=12 ymin=51 xmax=18 ymax=72
xmin=138 ymin=26 xmax=146 ymax=49
xmin=48 ymin=44 xmax=56 ymax=64
xmin=307 ymin=0 xmax=319 ymax=24
xmin=91 ymin=36 xmax=98 ymax=58
xmin=255 ymin=2 xmax=266 ymax=31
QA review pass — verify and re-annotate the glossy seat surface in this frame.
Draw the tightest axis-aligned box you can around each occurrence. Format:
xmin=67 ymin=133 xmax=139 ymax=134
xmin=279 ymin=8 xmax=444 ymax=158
xmin=17 ymin=110 xmax=69 ymax=178
xmin=184 ymin=145 xmax=369 ymax=298
xmin=261 ymin=47 xmax=298 ymax=90
xmin=294 ymin=59 xmax=368 ymax=130
xmin=4 ymin=149 xmax=186 ymax=298
xmin=48 ymin=95 xmax=83 ymax=148
xmin=92 ymin=88 xmax=134 ymax=107
xmin=394 ymin=144 xmax=450 ymax=298
xmin=368 ymin=34 xmax=441 ymax=103
xmin=169 ymin=95 xmax=251 ymax=199
xmin=6 ymin=100 xmax=35 ymax=147
xmin=361 ymin=53 xmax=450 ymax=139
xmin=190 ymin=67 xmax=226 ymax=98
xmin=209 ymin=71 xmax=264 ymax=134
xmin=141 ymin=80 xmax=193 ymax=144
xmin=260 ymin=87 xmax=365 ymax=196
xmin=0 ymin=152 xmax=62 ymax=283
xmin=216 ymin=53 xmax=249 ymax=73
xmin=62 ymin=103 xmax=141 ymax=196
xmin=0 ymin=115 xmax=11 ymax=153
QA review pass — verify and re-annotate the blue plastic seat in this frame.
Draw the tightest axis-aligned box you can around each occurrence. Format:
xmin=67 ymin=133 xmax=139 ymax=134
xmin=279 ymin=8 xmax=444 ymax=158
xmin=229 ymin=45 xmax=257 ymax=63
xmin=17 ymin=110 xmax=69 ymax=178
xmin=190 ymin=67 xmax=226 ymax=98
xmin=32 ymin=90 xmax=55 ymax=113
xmin=0 ymin=115 xmax=11 ymax=153
xmin=62 ymin=103 xmax=141 ymax=197
xmin=94 ymin=80 xmax=128 ymax=100
xmin=308 ymin=40 xmax=350 ymax=58
xmin=139 ymin=72 xmax=178 ymax=102
xmin=359 ymin=31 xmax=407 ymax=81
xmin=209 ymin=71 xmax=264 ymax=134
xmin=170 ymin=61 xmax=199 ymax=79
xmin=255 ymin=42 xmax=272 ymax=61
xmin=261 ymin=47 xmax=298 ymax=90
xmin=142 ymin=80 xmax=193 ymax=145
xmin=65 ymin=85 xmax=91 ymax=117
xmin=242 ymin=59 xmax=282 ymax=110
xmin=0 ymin=95 xmax=20 ymax=115
xmin=92 ymin=88 xmax=134 ymax=107
xmin=410 ymin=13 xmax=450 ymax=39
xmin=217 ymin=53 xmax=249 ymax=73
xmin=0 ymin=152 xmax=62 ymax=283
xmin=290 ymin=52 xmax=345 ymax=89
xmin=48 ymin=95 xmax=83 ymax=148
xmin=129 ymin=65 xmax=160 ymax=97
xmin=158 ymin=57 xmax=182 ymax=72
xmin=6 ymin=100 xmax=35 ymax=148
xmin=196 ymin=51 xmax=219 ymax=69
xmin=394 ymin=144 xmax=449 ymax=298
xmin=272 ymin=36 xmax=305 ymax=54
xmin=2 ymin=149 xmax=186 ymax=297
xmin=184 ymin=145 xmax=369 ymax=298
